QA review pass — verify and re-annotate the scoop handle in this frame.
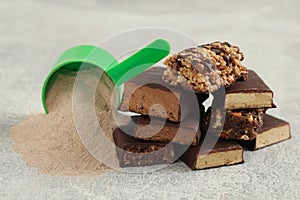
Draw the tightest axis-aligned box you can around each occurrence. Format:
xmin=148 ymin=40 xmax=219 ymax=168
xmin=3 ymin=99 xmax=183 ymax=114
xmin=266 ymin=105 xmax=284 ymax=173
xmin=106 ymin=39 xmax=170 ymax=85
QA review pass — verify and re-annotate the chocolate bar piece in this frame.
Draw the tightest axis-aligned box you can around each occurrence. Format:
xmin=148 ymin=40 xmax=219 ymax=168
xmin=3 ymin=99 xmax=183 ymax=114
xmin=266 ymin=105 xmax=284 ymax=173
xmin=238 ymin=114 xmax=291 ymax=150
xmin=180 ymin=138 xmax=244 ymax=170
xmin=163 ymin=41 xmax=248 ymax=93
xmin=119 ymin=67 xmax=208 ymax=122
xmin=132 ymin=115 xmax=201 ymax=146
xmin=225 ymin=70 xmax=274 ymax=109
xmin=113 ymin=126 xmax=176 ymax=167
xmin=205 ymin=107 xmax=265 ymax=140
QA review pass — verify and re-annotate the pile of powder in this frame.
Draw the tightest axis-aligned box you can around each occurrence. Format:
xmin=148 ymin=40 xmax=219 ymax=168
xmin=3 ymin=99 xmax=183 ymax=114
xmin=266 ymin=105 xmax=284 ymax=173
xmin=9 ymin=70 xmax=119 ymax=176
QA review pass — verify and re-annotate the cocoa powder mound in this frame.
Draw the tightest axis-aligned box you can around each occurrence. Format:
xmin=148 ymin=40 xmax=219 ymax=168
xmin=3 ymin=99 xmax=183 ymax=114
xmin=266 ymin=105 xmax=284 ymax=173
xmin=9 ymin=71 xmax=118 ymax=176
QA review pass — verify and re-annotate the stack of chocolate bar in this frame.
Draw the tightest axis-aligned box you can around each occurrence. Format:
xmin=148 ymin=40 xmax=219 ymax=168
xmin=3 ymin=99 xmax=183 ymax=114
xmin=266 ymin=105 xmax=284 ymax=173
xmin=114 ymin=41 xmax=291 ymax=170
xmin=206 ymin=70 xmax=291 ymax=150
xmin=116 ymin=67 xmax=208 ymax=167
xmin=180 ymin=70 xmax=291 ymax=170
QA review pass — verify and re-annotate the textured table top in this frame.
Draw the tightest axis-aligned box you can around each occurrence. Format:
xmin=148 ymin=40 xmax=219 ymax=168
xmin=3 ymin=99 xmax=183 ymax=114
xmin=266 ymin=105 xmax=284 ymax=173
xmin=1 ymin=0 xmax=300 ymax=199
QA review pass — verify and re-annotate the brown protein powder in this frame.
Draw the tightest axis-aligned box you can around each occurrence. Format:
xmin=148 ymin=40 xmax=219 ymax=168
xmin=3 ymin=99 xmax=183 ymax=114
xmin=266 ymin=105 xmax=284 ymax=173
xmin=9 ymin=70 xmax=119 ymax=176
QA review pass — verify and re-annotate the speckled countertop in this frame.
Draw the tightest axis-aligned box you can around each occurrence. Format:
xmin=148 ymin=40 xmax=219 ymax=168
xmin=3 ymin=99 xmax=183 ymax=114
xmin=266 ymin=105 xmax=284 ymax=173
xmin=1 ymin=0 xmax=300 ymax=199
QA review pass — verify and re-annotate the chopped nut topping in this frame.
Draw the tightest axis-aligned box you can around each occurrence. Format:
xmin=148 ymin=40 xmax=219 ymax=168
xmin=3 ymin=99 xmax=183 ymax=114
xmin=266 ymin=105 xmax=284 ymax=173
xmin=248 ymin=115 xmax=253 ymax=123
xmin=240 ymin=135 xmax=249 ymax=140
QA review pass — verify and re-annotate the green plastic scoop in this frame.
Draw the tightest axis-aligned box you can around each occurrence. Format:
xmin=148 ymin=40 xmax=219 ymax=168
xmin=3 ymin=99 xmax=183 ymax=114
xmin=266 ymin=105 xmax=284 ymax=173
xmin=42 ymin=39 xmax=171 ymax=113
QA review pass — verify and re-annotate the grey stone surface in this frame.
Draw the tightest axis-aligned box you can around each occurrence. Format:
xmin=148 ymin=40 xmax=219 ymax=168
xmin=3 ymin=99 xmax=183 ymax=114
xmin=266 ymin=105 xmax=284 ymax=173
xmin=1 ymin=0 xmax=300 ymax=199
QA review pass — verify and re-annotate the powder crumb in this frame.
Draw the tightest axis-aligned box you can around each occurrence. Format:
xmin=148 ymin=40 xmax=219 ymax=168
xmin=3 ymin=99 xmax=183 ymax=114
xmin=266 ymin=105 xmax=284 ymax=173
xmin=9 ymin=70 xmax=120 ymax=176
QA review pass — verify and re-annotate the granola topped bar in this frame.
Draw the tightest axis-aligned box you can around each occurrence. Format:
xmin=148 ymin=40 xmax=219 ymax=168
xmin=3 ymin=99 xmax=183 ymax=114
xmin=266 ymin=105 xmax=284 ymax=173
xmin=163 ymin=41 xmax=248 ymax=93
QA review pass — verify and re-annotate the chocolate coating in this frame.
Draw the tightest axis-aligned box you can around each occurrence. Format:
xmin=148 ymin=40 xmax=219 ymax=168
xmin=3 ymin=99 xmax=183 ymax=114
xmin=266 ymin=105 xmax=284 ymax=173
xmin=132 ymin=114 xmax=202 ymax=146
xmin=226 ymin=70 xmax=273 ymax=94
xmin=258 ymin=114 xmax=288 ymax=132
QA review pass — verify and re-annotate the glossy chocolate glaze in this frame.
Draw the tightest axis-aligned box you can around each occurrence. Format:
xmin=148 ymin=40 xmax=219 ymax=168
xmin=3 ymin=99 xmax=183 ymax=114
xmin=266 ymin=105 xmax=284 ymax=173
xmin=226 ymin=70 xmax=273 ymax=94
